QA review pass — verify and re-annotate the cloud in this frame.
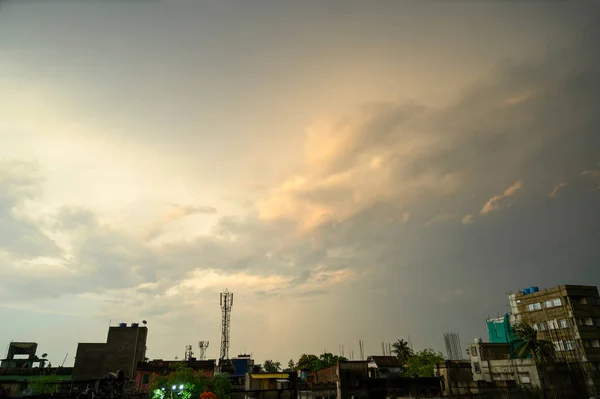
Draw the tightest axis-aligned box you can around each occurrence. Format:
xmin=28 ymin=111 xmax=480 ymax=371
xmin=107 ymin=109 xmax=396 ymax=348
xmin=0 ymin=159 xmax=61 ymax=258
xmin=145 ymin=204 xmax=217 ymax=240
xmin=549 ymin=182 xmax=569 ymax=198
xmin=425 ymin=213 xmax=459 ymax=227
xmin=461 ymin=214 xmax=475 ymax=225
xmin=480 ymin=180 xmax=523 ymax=215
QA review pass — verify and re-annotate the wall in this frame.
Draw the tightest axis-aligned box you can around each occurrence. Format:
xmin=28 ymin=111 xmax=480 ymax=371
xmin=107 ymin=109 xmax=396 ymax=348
xmin=73 ymin=326 xmax=148 ymax=381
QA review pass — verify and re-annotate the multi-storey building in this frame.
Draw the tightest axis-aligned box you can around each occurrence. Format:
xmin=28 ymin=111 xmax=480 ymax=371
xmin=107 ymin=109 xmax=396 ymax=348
xmin=509 ymin=284 xmax=600 ymax=394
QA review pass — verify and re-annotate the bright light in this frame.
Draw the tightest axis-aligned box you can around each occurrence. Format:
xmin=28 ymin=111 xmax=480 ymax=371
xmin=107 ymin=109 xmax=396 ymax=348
xmin=179 ymin=385 xmax=184 ymax=390
xmin=172 ymin=386 xmax=176 ymax=390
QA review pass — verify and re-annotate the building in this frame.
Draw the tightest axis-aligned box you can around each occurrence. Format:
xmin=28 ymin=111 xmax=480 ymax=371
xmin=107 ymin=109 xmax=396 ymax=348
xmin=0 ymin=343 xmax=47 ymax=369
xmin=366 ymin=356 xmax=401 ymax=378
xmin=0 ymin=342 xmax=72 ymax=398
xmin=434 ymin=360 xmax=474 ymax=396
xmin=134 ymin=359 xmax=216 ymax=394
xmin=73 ymin=323 xmax=148 ymax=381
xmin=467 ymin=340 xmax=541 ymax=389
xmin=509 ymin=284 xmax=600 ymax=394
xmin=230 ymin=354 xmax=257 ymax=390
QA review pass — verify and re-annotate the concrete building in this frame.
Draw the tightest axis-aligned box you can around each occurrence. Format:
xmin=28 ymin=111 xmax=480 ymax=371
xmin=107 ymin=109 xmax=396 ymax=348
xmin=73 ymin=323 xmax=148 ymax=381
xmin=0 ymin=343 xmax=47 ymax=369
xmin=366 ymin=356 xmax=401 ymax=379
xmin=467 ymin=340 xmax=541 ymax=389
xmin=509 ymin=284 xmax=600 ymax=394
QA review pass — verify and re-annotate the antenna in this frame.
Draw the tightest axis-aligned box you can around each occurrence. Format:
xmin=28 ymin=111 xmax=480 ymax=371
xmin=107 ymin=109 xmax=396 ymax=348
xmin=198 ymin=341 xmax=209 ymax=361
xmin=61 ymin=353 xmax=68 ymax=367
xmin=219 ymin=289 xmax=234 ymax=363
xmin=185 ymin=345 xmax=194 ymax=361
xmin=359 ymin=340 xmax=364 ymax=361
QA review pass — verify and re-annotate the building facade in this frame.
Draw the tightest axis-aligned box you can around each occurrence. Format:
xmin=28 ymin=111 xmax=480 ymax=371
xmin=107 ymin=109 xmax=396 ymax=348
xmin=467 ymin=341 xmax=541 ymax=389
xmin=134 ymin=359 xmax=216 ymax=394
xmin=73 ymin=323 xmax=148 ymax=381
xmin=509 ymin=284 xmax=600 ymax=394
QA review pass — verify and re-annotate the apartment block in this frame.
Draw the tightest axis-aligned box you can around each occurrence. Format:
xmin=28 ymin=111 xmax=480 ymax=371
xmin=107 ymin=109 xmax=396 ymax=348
xmin=509 ymin=284 xmax=600 ymax=393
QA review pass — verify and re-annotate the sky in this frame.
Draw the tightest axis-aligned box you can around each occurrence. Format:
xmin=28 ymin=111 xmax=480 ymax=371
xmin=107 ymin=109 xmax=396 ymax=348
xmin=1 ymin=0 xmax=600 ymax=367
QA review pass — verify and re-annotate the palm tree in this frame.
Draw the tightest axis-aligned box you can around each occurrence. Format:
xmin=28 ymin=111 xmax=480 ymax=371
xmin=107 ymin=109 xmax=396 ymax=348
xmin=512 ymin=321 xmax=555 ymax=397
xmin=391 ymin=339 xmax=414 ymax=364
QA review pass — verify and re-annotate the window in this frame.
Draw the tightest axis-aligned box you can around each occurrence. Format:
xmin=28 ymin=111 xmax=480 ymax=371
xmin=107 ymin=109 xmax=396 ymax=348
xmin=143 ymin=374 xmax=150 ymax=384
xmin=528 ymin=303 xmax=542 ymax=311
xmin=595 ymin=318 xmax=600 ymax=327
xmin=471 ymin=347 xmax=477 ymax=357
xmin=538 ymin=321 xmax=547 ymax=331
xmin=591 ymin=340 xmax=600 ymax=348
xmin=553 ymin=298 xmax=562 ymax=307
xmin=565 ymin=340 xmax=575 ymax=351
xmin=473 ymin=362 xmax=481 ymax=373
xmin=590 ymin=296 xmax=599 ymax=305
xmin=520 ymin=374 xmax=531 ymax=383
xmin=545 ymin=300 xmax=554 ymax=309
xmin=548 ymin=319 xmax=559 ymax=330
xmin=578 ymin=318 xmax=585 ymax=326
xmin=580 ymin=297 xmax=588 ymax=304
xmin=560 ymin=319 xmax=569 ymax=329
xmin=554 ymin=341 xmax=565 ymax=352
xmin=585 ymin=318 xmax=594 ymax=326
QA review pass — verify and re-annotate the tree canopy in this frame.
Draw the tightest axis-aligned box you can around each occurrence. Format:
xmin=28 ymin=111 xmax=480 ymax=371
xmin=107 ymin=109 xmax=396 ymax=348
xmin=295 ymin=353 xmax=347 ymax=372
xmin=149 ymin=364 xmax=231 ymax=399
xmin=401 ymin=348 xmax=444 ymax=377
xmin=263 ymin=360 xmax=281 ymax=373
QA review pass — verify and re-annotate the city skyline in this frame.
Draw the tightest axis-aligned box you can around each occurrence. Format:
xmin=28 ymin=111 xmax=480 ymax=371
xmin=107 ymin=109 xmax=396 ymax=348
xmin=1 ymin=1 xmax=599 ymax=367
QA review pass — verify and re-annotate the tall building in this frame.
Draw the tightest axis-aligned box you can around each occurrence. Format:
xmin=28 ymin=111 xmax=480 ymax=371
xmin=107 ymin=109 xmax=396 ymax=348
xmin=73 ymin=323 xmax=148 ymax=381
xmin=509 ymin=285 xmax=600 ymax=394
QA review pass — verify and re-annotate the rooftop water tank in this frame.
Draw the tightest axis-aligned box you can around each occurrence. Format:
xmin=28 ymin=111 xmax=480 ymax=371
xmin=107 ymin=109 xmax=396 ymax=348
xmin=530 ymin=286 xmax=539 ymax=293
xmin=131 ymin=323 xmax=139 ymax=327
xmin=522 ymin=288 xmax=531 ymax=295
xmin=474 ymin=337 xmax=483 ymax=343
xmin=119 ymin=323 xmax=127 ymax=328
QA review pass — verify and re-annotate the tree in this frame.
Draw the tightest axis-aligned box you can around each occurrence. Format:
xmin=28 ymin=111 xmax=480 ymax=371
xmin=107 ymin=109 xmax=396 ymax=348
xmin=207 ymin=373 xmax=232 ymax=399
xmin=296 ymin=354 xmax=319 ymax=371
xmin=402 ymin=349 xmax=443 ymax=377
xmin=252 ymin=363 xmax=264 ymax=372
xmin=287 ymin=359 xmax=295 ymax=371
xmin=391 ymin=339 xmax=414 ymax=364
xmin=513 ymin=321 xmax=555 ymax=397
xmin=149 ymin=364 xmax=212 ymax=399
xmin=315 ymin=353 xmax=347 ymax=371
xmin=263 ymin=360 xmax=281 ymax=373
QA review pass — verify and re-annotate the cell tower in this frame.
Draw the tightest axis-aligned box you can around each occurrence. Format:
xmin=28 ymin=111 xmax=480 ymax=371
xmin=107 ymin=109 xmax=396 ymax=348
xmin=184 ymin=345 xmax=194 ymax=361
xmin=198 ymin=341 xmax=209 ymax=360
xmin=219 ymin=289 xmax=234 ymax=362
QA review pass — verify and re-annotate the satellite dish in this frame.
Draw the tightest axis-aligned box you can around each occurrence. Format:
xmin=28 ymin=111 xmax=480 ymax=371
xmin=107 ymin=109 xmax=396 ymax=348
xmin=142 ymin=320 xmax=147 ymax=325
xmin=42 ymin=353 xmax=48 ymax=358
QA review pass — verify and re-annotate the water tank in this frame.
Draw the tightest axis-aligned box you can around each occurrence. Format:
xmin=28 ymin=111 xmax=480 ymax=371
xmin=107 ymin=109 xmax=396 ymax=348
xmin=131 ymin=323 xmax=139 ymax=327
xmin=474 ymin=337 xmax=483 ymax=343
xmin=530 ymin=286 xmax=539 ymax=293
xmin=522 ymin=288 xmax=531 ymax=295
xmin=119 ymin=323 xmax=127 ymax=328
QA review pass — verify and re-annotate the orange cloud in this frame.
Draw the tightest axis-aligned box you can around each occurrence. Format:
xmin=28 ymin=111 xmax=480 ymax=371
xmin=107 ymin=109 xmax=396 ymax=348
xmin=549 ymin=181 xmax=568 ymax=198
xmin=480 ymin=180 xmax=523 ymax=215
xmin=461 ymin=214 xmax=475 ymax=225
